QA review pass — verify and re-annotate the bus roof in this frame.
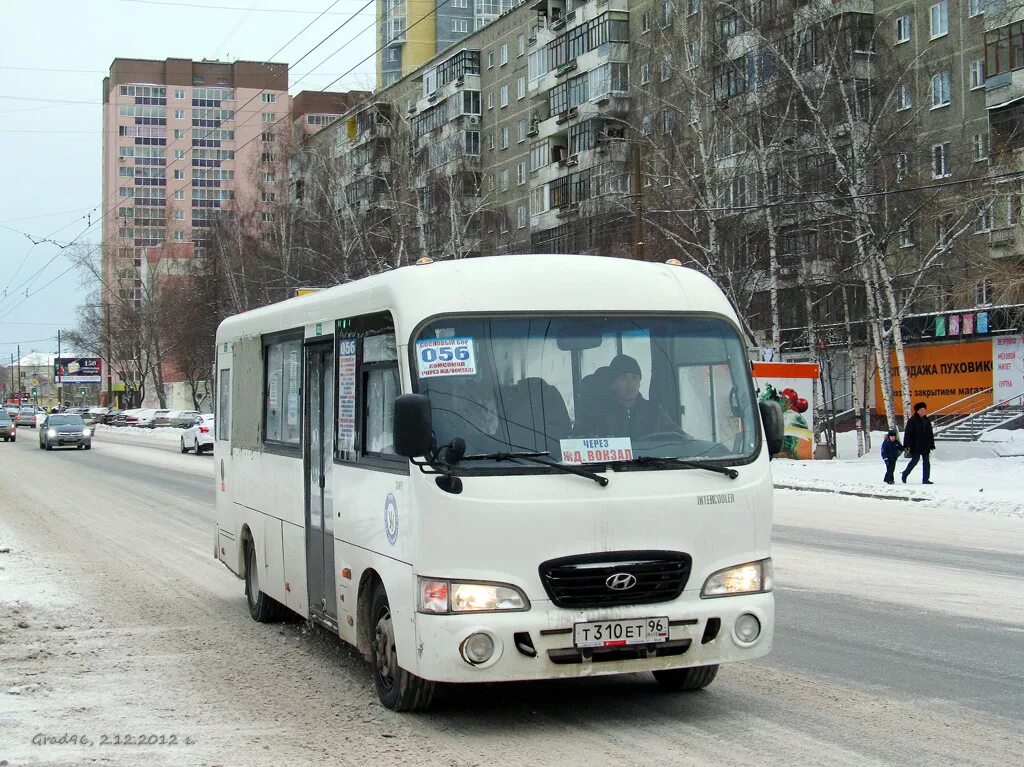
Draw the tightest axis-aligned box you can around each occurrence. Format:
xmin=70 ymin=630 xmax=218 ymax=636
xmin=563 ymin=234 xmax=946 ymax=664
xmin=215 ymin=254 xmax=738 ymax=344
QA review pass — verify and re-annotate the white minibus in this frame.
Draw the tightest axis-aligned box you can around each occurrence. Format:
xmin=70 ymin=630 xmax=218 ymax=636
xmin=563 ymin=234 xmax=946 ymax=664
xmin=213 ymin=254 xmax=784 ymax=710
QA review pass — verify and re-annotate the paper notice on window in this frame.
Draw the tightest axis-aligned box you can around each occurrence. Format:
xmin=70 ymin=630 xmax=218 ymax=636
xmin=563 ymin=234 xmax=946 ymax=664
xmin=415 ymin=337 xmax=477 ymax=377
xmin=337 ymin=338 xmax=357 ymax=452
xmin=559 ymin=438 xmax=634 ymax=464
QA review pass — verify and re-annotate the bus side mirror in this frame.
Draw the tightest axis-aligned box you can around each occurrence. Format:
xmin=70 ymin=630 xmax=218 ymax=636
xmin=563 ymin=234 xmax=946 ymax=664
xmin=394 ymin=394 xmax=433 ymax=458
xmin=758 ymin=400 xmax=785 ymax=459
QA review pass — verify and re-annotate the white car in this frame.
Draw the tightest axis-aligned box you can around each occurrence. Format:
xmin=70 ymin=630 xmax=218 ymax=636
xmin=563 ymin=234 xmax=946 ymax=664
xmin=133 ymin=408 xmax=166 ymax=428
xmin=180 ymin=414 xmax=214 ymax=454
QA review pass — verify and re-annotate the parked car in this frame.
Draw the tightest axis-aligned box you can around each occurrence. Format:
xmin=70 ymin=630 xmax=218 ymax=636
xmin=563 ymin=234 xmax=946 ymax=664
xmin=180 ymin=414 xmax=214 ymax=454
xmin=152 ymin=409 xmax=180 ymax=428
xmin=132 ymin=408 xmax=167 ymax=428
xmin=4 ymin=403 xmax=21 ymax=419
xmin=120 ymin=408 xmax=144 ymax=426
xmin=39 ymin=414 xmax=92 ymax=450
xmin=0 ymin=411 xmax=16 ymax=442
xmin=89 ymin=407 xmax=110 ymax=419
xmin=168 ymin=410 xmax=202 ymax=428
xmin=15 ymin=407 xmax=39 ymax=428
xmin=102 ymin=408 xmax=123 ymax=425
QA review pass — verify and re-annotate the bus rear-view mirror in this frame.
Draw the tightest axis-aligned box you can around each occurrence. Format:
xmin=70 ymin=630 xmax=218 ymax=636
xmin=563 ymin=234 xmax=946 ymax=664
xmin=758 ymin=400 xmax=785 ymax=459
xmin=393 ymin=394 xmax=433 ymax=458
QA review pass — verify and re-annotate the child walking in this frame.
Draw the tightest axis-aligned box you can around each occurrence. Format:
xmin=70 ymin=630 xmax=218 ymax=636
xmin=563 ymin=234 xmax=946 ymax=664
xmin=881 ymin=428 xmax=902 ymax=485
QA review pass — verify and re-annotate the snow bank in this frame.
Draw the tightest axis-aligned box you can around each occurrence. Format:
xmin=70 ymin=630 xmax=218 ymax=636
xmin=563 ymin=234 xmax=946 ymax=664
xmin=92 ymin=424 xmax=186 ymax=442
xmin=774 ymin=429 xmax=1024 ymax=518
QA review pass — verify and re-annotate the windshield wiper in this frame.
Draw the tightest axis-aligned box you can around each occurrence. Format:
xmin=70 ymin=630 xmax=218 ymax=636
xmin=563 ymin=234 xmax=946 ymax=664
xmin=457 ymin=451 xmax=609 ymax=487
xmin=612 ymin=455 xmax=739 ymax=480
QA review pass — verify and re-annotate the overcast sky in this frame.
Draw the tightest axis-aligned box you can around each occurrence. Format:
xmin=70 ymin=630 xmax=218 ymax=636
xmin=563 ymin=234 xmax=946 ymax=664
xmin=0 ymin=0 xmax=376 ymax=361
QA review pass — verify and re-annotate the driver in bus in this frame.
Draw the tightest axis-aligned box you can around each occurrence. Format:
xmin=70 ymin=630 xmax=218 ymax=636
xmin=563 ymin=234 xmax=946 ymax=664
xmin=575 ymin=354 xmax=679 ymax=439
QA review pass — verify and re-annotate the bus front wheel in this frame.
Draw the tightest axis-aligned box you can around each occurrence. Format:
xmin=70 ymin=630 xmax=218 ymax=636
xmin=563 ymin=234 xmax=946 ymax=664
xmin=244 ymin=540 xmax=285 ymax=623
xmin=653 ymin=664 xmax=719 ymax=691
xmin=369 ymin=583 xmax=436 ymax=711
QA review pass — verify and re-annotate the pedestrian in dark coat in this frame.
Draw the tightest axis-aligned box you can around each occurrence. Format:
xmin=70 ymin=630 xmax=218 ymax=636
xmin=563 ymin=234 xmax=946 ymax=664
xmin=880 ymin=429 xmax=902 ymax=484
xmin=901 ymin=401 xmax=936 ymax=484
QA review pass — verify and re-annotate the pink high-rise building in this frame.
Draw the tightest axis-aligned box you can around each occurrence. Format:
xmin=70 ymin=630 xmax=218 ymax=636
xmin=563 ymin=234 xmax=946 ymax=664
xmin=101 ymin=58 xmax=292 ymax=301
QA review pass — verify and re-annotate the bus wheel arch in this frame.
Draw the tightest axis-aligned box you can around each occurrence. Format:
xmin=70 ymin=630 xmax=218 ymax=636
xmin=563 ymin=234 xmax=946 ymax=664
xmin=239 ymin=524 xmax=254 ymax=579
xmin=355 ymin=569 xmax=382 ymax=661
xmin=365 ymin=578 xmax=436 ymax=711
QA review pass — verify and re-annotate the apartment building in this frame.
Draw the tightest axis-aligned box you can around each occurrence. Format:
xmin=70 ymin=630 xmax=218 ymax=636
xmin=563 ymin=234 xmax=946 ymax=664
xmin=101 ymin=58 xmax=291 ymax=302
xmin=378 ymin=0 xmax=524 ymax=88
xmin=310 ymin=0 xmax=1021 ymax=355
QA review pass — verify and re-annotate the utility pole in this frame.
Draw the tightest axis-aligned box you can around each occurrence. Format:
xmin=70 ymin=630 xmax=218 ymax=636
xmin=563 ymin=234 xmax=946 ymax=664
xmin=16 ymin=345 xmax=21 ymax=403
xmin=105 ymin=306 xmax=113 ymax=408
xmin=632 ymin=142 xmax=644 ymax=261
xmin=57 ymin=329 xmax=62 ymax=408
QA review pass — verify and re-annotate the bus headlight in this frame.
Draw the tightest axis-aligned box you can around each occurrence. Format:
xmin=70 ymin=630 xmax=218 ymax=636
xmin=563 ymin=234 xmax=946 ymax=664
xmin=418 ymin=578 xmax=530 ymax=614
xmin=701 ymin=558 xmax=773 ymax=598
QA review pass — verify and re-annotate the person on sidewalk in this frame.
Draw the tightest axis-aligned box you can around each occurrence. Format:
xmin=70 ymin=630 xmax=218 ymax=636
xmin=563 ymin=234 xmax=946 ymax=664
xmin=901 ymin=401 xmax=936 ymax=484
xmin=881 ymin=428 xmax=903 ymax=484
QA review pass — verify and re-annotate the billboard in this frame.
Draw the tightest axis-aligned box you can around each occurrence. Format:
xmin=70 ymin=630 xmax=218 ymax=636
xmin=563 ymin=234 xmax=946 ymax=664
xmin=54 ymin=357 xmax=102 ymax=384
xmin=752 ymin=362 xmax=819 ymax=460
xmin=874 ymin=340 xmax=994 ymax=416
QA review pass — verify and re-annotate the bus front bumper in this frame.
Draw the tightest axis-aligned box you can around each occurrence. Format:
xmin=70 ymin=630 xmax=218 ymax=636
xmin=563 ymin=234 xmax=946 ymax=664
xmin=411 ymin=592 xmax=774 ymax=683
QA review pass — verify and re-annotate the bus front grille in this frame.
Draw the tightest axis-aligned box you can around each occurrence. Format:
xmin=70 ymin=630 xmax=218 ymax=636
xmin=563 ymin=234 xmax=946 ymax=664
xmin=538 ymin=551 xmax=692 ymax=608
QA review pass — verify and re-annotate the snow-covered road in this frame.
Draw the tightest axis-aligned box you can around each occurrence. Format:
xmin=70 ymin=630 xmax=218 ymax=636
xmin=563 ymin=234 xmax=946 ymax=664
xmin=1 ymin=428 xmax=1022 ymax=766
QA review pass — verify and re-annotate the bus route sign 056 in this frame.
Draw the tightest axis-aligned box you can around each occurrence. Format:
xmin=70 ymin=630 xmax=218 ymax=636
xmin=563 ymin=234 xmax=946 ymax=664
xmin=415 ymin=338 xmax=476 ymax=377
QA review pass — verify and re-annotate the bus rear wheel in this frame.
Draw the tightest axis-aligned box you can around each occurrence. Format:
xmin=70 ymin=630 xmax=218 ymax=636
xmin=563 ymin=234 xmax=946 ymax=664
xmin=244 ymin=540 xmax=285 ymax=623
xmin=653 ymin=664 xmax=719 ymax=691
xmin=369 ymin=583 xmax=436 ymax=711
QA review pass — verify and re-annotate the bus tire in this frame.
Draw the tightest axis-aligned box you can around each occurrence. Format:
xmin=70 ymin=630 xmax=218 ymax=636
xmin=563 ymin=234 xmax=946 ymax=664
xmin=244 ymin=539 xmax=284 ymax=623
xmin=369 ymin=583 xmax=436 ymax=711
xmin=652 ymin=664 xmax=719 ymax=691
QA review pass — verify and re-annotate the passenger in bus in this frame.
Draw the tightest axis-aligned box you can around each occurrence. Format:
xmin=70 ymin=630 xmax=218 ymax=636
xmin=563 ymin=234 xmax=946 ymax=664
xmin=574 ymin=354 xmax=678 ymax=439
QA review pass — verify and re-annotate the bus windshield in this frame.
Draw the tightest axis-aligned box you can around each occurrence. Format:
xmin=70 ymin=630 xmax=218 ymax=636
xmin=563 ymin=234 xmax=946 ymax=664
xmin=412 ymin=315 xmax=759 ymax=467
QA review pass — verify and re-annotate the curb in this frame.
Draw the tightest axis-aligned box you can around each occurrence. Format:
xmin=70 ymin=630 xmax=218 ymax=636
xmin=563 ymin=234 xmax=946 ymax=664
xmin=774 ymin=484 xmax=929 ymax=503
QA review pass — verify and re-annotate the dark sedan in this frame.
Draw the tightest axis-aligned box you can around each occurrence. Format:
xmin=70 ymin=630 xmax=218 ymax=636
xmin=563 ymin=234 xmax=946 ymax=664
xmin=0 ymin=412 xmax=15 ymax=442
xmin=39 ymin=414 xmax=93 ymax=451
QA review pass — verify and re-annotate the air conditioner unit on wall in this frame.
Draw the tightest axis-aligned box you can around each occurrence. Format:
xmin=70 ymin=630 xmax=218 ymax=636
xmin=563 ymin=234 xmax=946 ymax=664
xmin=468 ymin=115 xmax=481 ymax=126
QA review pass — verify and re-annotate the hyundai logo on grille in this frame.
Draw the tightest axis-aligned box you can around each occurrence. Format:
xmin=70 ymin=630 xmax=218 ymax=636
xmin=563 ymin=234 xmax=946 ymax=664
xmin=605 ymin=572 xmax=637 ymax=591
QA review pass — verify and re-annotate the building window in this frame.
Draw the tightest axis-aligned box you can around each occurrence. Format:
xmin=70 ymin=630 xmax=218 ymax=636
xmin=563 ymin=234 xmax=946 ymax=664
xmin=641 ymin=11 xmax=650 ymax=33
xmin=518 ymin=76 xmax=526 ymax=99
xmin=896 ymin=83 xmax=911 ymax=110
xmin=518 ymin=34 xmax=526 ymax=56
xmin=661 ymin=1 xmax=675 ymax=27
xmin=262 ymin=212 xmax=275 ymax=223
xmin=261 ymin=112 xmax=276 ymax=123
xmin=642 ymin=114 xmax=654 ymax=135
xmin=501 ymin=126 xmax=509 ymax=148
xmin=640 ymin=63 xmax=650 ymax=85
xmin=500 ymin=43 xmax=509 ymax=65
xmin=261 ymin=93 xmax=276 ymax=103
xmin=930 ymin=1 xmax=948 ymax=39
xmin=661 ymin=107 xmax=676 ymax=134
xmin=172 ymin=230 xmax=185 ymax=241
xmin=384 ymin=48 xmax=399 ymax=63
xmin=488 ymin=133 xmax=495 ymax=151
xmin=262 ymin=192 xmax=276 ymax=202
xmin=174 ymin=169 xmax=185 ymax=180
xmin=895 ymin=15 xmax=911 ymax=44
xmin=518 ymin=118 xmax=527 ymax=142
xmin=173 ymin=129 xmax=185 ymax=138
xmin=974 ymin=132 xmax=989 ymax=161
xmin=898 ymin=221 xmax=915 ymax=248
xmin=174 ymin=149 xmax=185 ymax=159
xmin=500 ymin=85 xmax=509 ymax=107
xmin=931 ymin=142 xmax=950 ymax=178
xmin=263 ymin=334 xmax=302 ymax=448
xmin=174 ymin=190 xmax=185 ymax=200
xmin=976 ymin=203 xmax=992 ymax=233
xmin=264 ymin=171 xmax=276 ymax=182
xmin=488 ymin=51 xmax=495 ymax=68
xmin=500 ymin=169 xmax=510 ymax=190
xmin=518 ymin=205 xmax=528 ymax=229
xmin=970 ymin=59 xmax=985 ymax=89
xmin=452 ymin=0 xmax=468 ymax=6
xmin=487 ymin=92 xmax=495 ymax=109
xmin=688 ymin=0 xmax=699 ymax=14
xmin=660 ymin=56 xmax=672 ymax=81
xmin=174 ymin=88 xmax=185 ymax=99
xmin=518 ymin=161 xmax=527 ymax=185
xmin=930 ymin=71 xmax=950 ymax=108
xmin=453 ymin=19 xmax=469 ymax=33
xmin=174 ymin=109 xmax=185 ymax=119
xmin=969 ymin=0 xmax=984 ymax=17
xmin=895 ymin=152 xmax=909 ymax=180
xmin=174 ymin=210 xmax=185 ymax=220
xmin=262 ymin=131 xmax=276 ymax=142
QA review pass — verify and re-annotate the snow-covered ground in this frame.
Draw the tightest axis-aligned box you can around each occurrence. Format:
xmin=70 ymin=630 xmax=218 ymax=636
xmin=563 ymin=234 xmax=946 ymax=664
xmin=772 ymin=429 xmax=1024 ymax=518
xmin=93 ymin=424 xmax=188 ymax=442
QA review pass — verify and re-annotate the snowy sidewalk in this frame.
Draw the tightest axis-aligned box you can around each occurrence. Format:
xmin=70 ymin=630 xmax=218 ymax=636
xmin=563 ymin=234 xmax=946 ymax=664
xmin=772 ymin=430 xmax=1024 ymax=518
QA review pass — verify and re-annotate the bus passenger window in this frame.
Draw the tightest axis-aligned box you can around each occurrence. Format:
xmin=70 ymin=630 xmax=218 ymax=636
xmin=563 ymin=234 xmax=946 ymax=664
xmin=362 ymin=332 xmax=399 ymax=455
xmin=218 ymin=368 xmax=230 ymax=441
xmin=264 ymin=335 xmax=302 ymax=447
